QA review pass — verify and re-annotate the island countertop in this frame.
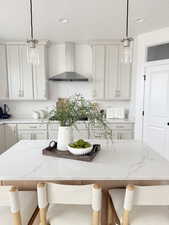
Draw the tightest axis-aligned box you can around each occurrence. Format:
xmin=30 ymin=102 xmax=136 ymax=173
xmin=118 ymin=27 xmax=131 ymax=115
xmin=0 ymin=140 xmax=169 ymax=181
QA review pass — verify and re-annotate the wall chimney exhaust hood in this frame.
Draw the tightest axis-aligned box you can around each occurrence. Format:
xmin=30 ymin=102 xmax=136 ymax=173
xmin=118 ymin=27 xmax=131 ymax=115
xmin=49 ymin=42 xmax=88 ymax=81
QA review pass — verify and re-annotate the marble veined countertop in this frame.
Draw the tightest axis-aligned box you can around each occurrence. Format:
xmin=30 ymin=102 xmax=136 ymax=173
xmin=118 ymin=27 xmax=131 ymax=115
xmin=0 ymin=140 xmax=168 ymax=181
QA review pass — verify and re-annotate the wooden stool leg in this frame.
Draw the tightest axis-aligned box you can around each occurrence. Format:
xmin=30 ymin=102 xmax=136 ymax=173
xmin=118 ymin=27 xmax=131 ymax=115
xmin=107 ymin=197 xmax=113 ymax=225
xmin=39 ymin=207 xmax=48 ymax=225
xmin=92 ymin=211 xmax=101 ymax=225
xmin=12 ymin=211 xmax=22 ymax=225
xmin=122 ymin=210 xmax=129 ymax=225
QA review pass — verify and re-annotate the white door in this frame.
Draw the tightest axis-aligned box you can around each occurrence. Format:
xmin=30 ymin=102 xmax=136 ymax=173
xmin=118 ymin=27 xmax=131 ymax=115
xmin=143 ymin=64 xmax=169 ymax=159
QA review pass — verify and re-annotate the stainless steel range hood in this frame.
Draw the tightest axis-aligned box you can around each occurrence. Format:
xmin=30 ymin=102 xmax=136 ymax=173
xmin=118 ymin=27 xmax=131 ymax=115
xmin=49 ymin=42 xmax=88 ymax=82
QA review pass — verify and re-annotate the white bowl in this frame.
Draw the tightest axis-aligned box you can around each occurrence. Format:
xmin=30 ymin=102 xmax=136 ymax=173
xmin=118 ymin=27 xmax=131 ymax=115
xmin=67 ymin=145 xmax=93 ymax=155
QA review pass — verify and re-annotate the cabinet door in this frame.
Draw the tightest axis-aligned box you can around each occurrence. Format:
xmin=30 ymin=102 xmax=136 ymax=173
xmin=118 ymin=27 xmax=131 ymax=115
xmin=118 ymin=46 xmax=131 ymax=100
xmin=105 ymin=45 xmax=119 ymax=99
xmin=18 ymin=131 xmax=32 ymax=140
xmin=33 ymin=131 xmax=47 ymax=140
xmin=7 ymin=45 xmax=33 ymax=100
xmin=73 ymin=129 xmax=88 ymax=140
xmin=5 ymin=124 xmax=18 ymax=149
xmin=0 ymin=45 xmax=8 ymax=99
xmin=92 ymin=45 xmax=105 ymax=99
xmin=0 ymin=125 xmax=5 ymax=153
xmin=18 ymin=130 xmax=47 ymax=140
xmin=117 ymin=131 xmax=133 ymax=140
xmin=33 ymin=45 xmax=47 ymax=100
xmin=19 ymin=46 xmax=34 ymax=99
xmin=7 ymin=45 xmax=21 ymax=99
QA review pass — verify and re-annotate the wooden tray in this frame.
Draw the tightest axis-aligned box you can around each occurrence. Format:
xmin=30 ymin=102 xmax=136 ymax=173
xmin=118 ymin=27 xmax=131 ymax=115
xmin=42 ymin=144 xmax=101 ymax=162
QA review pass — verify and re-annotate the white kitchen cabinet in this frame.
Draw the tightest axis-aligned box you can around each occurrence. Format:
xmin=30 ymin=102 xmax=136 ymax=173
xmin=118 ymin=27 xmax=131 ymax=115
xmin=18 ymin=130 xmax=47 ymax=140
xmin=48 ymin=130 xmax=58 ymax=140
xmin=48 ymin=123 xmax=59 ymax=140
xmin=5 ymin=124 xmax=18 ymax=149
xmin=0 ymin=125 xmax=5 ymax=153
xmin=17 ymin=123 xmax=47 ymax=140
xmin=92 ymin=44 xmax=131 ymax=100
xmin=33 ymin=45 xmax=48 ymax=100
xmin=6 ymin=43 xmax=47 ymax=100
xmin=7 ymin=45 xmax=34 ymax=100
xmin=92 ymin=45 xmax=105 ymax=99
xmin=0 ymin=45 xmax=8 ymax=99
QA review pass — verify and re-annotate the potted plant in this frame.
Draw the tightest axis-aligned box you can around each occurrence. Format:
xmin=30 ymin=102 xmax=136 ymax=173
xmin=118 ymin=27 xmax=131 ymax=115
xmin=49 ymin=94 xmax=112 ymax=151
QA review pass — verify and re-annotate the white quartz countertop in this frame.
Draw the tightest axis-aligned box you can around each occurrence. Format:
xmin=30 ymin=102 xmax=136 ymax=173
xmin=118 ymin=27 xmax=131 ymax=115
xmin=0 ymin=118 xmax=134 ymax=125
xmin=0 ymin=140 xmax=168 ymax=181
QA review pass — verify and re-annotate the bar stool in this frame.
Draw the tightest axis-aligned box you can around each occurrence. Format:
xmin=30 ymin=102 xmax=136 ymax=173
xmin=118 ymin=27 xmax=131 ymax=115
xmin=37 ymin=183 xmax=102 ymax=225
xmin=108 ymin=185 xmax=169 ymax=225
xmin=0 ymin=186 xmax=38 ymax=225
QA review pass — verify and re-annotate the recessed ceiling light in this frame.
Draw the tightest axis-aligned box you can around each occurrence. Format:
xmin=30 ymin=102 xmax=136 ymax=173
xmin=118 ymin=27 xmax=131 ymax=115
xmin=58 ymin=18 xmax=69 ymax=24
xmin=136 ymin=18 xmax=144 ymax=23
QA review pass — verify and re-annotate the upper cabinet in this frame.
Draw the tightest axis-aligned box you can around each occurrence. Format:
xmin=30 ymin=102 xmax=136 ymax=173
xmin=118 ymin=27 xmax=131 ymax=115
xmin=7 ymin=45 xmax=33 ymax=100
xmin=33 ymin=45 xmax=48 ymax=100
xmin=0 ymin=44 xmax=8 ymax=99
xmin=92 ymin=44 xmax=131 ymax=100
xmin=6 ymin=42 xmax=48 ymax=100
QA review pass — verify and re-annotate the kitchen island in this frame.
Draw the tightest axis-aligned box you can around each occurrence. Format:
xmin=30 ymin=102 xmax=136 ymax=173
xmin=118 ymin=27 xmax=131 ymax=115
xmin=0 ymin=139 xmax=169 ymax=181
xmin=0 ymin=139 xmax=169 ymax=225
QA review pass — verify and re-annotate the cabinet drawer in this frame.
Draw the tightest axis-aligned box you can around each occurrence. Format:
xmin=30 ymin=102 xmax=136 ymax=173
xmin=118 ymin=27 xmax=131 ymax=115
xmin=17 ymin=123 xmax=47 ymax=130
xmin=76 ymin=123 xmax=88 ymax=130
xmin=48 ymin=123 xmax=59 ymax=130
xmin=109 ymin=123 xmax=133 ymax=130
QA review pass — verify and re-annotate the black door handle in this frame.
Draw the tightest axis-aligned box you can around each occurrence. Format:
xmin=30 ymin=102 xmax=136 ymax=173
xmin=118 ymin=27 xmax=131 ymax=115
xmin=167 ymin=123 xmax=169 ymax=126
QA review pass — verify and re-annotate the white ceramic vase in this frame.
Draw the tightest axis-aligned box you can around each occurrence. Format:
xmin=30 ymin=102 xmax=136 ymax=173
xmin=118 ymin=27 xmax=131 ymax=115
xmin=57 ymin=126 xmax=73 ymax=151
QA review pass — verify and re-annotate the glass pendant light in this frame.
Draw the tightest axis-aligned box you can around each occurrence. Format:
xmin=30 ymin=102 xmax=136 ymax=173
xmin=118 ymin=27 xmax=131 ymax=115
xmin=121 ymin=0 xmax=133 ymax=64
xmin=27 ymin=0 xmax=39 ymax=65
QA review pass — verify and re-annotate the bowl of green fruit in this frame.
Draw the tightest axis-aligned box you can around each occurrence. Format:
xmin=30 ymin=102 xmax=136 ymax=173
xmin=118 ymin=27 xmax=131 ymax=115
xmin=68 ymin=139 xmax=93 ymax=155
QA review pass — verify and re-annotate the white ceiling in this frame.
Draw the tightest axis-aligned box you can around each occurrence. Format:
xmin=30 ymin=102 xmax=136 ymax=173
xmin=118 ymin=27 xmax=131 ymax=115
xmin=1 ymin=0 xmax=169 ymax=42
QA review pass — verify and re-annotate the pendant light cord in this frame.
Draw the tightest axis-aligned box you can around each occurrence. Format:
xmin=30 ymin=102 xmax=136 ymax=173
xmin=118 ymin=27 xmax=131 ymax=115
xmin=126 ymin=0 xmax=129 ymax=38
xmin=30 ymin=0 xmax=34 ymax=40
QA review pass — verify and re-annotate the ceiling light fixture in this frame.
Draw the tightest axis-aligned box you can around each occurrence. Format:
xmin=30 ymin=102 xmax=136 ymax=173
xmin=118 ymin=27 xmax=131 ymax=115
xmin=27 ymin=0 xmax=39 ymax=65
xmin=121 ymin=0 xmax=133 ymax=64
xmin=58 ymin=18 xmax=69 ymax=24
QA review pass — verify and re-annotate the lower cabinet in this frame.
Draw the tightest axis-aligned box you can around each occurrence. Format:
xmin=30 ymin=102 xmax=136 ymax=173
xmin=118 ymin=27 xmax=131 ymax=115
xmin=5 ymin=124 xmax=18 ymax=150
xmin=18 ymin=130 xmax=47 ymax=140
xmin=0 ymin=125 xmax=5 ymax=154
xmin=2 ymin=122 xmax=134 ymax=152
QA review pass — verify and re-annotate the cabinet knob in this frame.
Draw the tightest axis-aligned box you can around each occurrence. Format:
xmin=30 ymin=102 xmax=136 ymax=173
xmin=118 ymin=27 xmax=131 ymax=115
xmin=167 ymin=123 xmax=169 ymax=126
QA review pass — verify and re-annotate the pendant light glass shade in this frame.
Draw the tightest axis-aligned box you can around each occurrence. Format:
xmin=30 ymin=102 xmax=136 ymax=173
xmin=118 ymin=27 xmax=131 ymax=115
xmin=121 ymin=38 xmax=133 ymax=64
xmin=27 ymin=45 xmax=40 ymax=65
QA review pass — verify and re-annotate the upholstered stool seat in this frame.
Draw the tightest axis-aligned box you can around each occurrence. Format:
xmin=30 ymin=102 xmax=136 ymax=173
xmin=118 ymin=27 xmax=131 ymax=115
xmin=47 ymin=204 xmax=92 ymax=225
xmin=109 ymin=185 xmax=169 ymax=225
xmin=0 ymin=187 xmax=37 ymax=225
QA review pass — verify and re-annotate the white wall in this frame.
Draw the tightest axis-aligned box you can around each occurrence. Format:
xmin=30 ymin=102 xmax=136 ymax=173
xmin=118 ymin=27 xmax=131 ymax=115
xmin=135 ymin=26 xmax=169 ymax=140
xmin=0 ymin=43 xmax=135 ymax=119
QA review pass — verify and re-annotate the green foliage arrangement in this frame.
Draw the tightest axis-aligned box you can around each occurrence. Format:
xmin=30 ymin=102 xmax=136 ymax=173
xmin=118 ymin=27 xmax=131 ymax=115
xmin=69 ymin=139 xmax=91 ymax=149
xmin=49 ymin=94 xmax=112 ymax=139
